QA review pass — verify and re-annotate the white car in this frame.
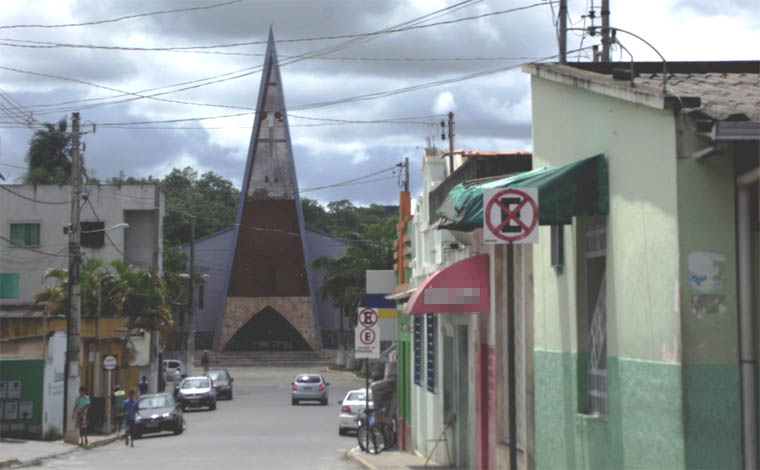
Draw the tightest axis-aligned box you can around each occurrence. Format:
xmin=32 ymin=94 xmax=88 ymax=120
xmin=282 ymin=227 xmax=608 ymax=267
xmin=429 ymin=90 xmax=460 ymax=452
xmin=338 ymin=388 xmax=373 ymax=435
xmin=163 ymin=359 xmax=186 ymax=381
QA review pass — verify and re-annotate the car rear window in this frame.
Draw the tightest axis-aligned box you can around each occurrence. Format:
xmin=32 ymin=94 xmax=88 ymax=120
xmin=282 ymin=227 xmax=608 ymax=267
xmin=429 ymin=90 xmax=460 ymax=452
xmin=296 ymin=375 xmax=321 ymax=383
xmin=347 ymin=392 xmax=367 ymax=401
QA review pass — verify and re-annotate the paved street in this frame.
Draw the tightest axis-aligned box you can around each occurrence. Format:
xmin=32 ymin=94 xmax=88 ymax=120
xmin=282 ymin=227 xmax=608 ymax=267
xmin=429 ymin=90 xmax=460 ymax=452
xmin=35 ymin=366 xmax=364 ymax=470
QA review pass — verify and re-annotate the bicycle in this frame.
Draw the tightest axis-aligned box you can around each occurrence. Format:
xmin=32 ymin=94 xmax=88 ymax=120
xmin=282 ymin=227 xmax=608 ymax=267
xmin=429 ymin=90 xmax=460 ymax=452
xmin=356 ymin=408 xmax=395 ymax=454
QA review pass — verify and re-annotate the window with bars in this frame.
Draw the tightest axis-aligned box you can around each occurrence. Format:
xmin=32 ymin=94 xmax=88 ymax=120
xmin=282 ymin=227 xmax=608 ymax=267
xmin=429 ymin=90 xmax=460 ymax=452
xmin=578 ymin=215 xmax=607 ymax=416
xmin=10 ymin=223 xmax=40 ymax=246
xmin=413 ymin=315 xmax=423 ymax=386
xmin=426 ymin=314 xmax=437 ymax=393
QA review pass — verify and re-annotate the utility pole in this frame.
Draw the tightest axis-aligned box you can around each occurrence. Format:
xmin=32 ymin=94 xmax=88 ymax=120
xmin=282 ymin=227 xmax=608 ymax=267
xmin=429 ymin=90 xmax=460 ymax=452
xmin=601 ymin=0 xmax=611 ymax=62
xmin=403 ymin=156 xmax=409 ymax=192
xmin=64 ymin=111 xmax=82 ymax=443
xmin=559 ymin=0 xmax=568 ymax=64
xmin=447 ymin=112 xmax=455 ymax=175
xmin=185 ymin=216 xmax=196 ymax=376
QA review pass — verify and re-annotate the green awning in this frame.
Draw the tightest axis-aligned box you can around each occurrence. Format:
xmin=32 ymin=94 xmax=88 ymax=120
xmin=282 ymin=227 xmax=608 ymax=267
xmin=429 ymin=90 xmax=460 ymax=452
xmin=437 ymin=154 xmax=608 ymax=231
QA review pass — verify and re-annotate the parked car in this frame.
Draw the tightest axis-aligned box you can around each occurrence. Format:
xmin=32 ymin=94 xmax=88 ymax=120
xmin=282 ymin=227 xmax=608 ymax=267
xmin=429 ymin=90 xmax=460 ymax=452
xmin=207 ymin=368 xmax=234 ymax=400
xmin=134 ymin=393 xmax=183 ymax=438
xmin=163 ymin=359 xmax=186 ymax=380
xmin=176 ymin=376 xmax=217 ymax=411
xmin=338 ymin=388 xmax=373 ymax=435
xmin=291 ymin=373 xmax=329 ymax=405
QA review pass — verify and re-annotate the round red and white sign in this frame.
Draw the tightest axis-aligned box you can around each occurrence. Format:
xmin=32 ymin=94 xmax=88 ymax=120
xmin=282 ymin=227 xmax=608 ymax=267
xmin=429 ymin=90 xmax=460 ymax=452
xmin=484 ymin=188 xmax=539 ymax=243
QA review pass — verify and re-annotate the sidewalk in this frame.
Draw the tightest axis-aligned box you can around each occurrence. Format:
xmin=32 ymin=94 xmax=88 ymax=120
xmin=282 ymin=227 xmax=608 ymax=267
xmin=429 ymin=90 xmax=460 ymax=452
xmin=0 ymin=433 xmax=121 ymax=469
xmin=349 ymin=447 xmax=454 ymax=470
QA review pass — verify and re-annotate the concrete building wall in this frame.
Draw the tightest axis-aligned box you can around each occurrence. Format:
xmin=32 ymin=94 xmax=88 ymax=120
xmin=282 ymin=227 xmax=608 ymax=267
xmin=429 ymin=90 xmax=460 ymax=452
xmin=529 ymin=75 xmax=686 ymax=468
xmin=0 ymin=185 xmax=163 ymax=307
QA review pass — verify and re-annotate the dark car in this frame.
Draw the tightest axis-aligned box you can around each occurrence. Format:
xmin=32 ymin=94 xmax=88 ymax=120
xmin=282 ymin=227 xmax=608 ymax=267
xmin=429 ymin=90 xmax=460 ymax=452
xmin=207 ymin=368 xmax=234 ymax=400
xmin=176 ymin=376 xmax=217 ymax=411
xmin=134 ymin=393 xmax=183 ymax=438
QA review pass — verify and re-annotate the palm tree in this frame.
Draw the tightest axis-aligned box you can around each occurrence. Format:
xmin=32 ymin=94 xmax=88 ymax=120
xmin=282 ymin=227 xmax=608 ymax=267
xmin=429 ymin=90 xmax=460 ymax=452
xmin=23 ymin=118 xmax=73 ymax=185
xmin=109 ymin=260 xmax=173 ymax=336
xmin=34 ymin=259 xmax=173 ymax=335
xmin=34 ymin=258 xmax=121 ymax=317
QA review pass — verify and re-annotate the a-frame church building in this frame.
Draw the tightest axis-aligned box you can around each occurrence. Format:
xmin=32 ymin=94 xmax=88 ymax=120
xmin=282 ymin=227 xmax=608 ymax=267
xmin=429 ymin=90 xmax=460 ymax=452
xmin=208 ymin=29 xmax=335 ymax=352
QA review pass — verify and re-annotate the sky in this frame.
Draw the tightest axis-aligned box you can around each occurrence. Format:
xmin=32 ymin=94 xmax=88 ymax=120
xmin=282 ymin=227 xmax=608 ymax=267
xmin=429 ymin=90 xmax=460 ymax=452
xmin=0 ymin=0 xmax=757 ymax=206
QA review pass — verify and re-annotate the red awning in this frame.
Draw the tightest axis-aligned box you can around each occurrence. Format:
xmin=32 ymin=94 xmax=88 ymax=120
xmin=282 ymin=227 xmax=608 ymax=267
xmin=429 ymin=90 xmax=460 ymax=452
xmin=404 ymin=254 xmax=490 ymax=315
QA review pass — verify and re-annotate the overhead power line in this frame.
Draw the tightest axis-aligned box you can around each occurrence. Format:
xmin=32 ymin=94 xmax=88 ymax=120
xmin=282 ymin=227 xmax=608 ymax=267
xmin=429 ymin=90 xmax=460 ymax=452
xmin=0 ymin=0 xmax=246 ymax=30
xmin=0 ymin=185 xmax=71 ymax=204
xmin=0 ymin=2 xmax=550 ymax=53
xmin=0 ymin=1 xmax=479 ymax=118
xmin=299 ymin=165 xmax=399 ymax=193
xmin=0 ymin=233 xmax=69 ymax=257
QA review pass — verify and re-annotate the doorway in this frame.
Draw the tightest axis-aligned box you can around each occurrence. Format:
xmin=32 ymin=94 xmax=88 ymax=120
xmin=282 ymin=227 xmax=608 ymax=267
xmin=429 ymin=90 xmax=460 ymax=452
xmin=456 ymin=325 xmax=470 ymax=469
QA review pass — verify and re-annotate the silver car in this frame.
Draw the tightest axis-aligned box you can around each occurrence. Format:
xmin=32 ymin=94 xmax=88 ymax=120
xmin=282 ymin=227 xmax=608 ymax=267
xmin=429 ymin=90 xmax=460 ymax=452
xmin=291 ymin=374 xmax=329 ymax=405
xmin=176 ymin=376 xmax=217 ymax=411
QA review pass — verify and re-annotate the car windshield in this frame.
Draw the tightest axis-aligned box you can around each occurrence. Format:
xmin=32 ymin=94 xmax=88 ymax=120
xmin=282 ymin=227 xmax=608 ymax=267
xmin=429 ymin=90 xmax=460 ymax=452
xmin=296 ymin=375 xmax=321 ymax=383
xmin=139 ymin=395 xmax=172 ymax=409
xmin=209 ymin=370 xmax=228 ymax=380
xmin=182 ymin=378 xmax=210 ymax=389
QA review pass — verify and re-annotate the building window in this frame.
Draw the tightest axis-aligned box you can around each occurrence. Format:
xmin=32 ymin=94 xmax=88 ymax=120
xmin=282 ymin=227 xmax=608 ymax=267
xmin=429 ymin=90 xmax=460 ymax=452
xmin=10 ymin=223 xmax=40 ymax=246
xmin=426 ymin=314 xmax=436 ymax=393
xmin=80 ymin=221 xmax=105 ymax=248
xmin=198 ymin=284 xmax=205 ymax=309
xmin=0 ymin=273 xmax=20 ymax=298
xmin=577 ymin=215 xmax=607 ymax=415
xmin=413 ymin=315 xmax=423 ymax=386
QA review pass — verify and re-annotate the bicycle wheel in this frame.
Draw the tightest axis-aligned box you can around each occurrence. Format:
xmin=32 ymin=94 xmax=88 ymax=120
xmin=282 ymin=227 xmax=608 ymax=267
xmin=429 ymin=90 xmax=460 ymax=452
xmin=379 ymin=422 xmax=395 ymax=449
xmin=357 ymin=421 xmax=367 ymax=452
xmin=369 ymin=425 xmax=387 ymax=454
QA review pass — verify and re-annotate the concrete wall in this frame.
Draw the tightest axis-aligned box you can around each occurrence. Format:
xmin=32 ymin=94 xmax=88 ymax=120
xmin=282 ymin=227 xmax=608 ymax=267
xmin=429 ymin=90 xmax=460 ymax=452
xmin=0 ymin=185 xmax=163 ymax=306
xmin=529 ymin=75 xmax=686 ymax=468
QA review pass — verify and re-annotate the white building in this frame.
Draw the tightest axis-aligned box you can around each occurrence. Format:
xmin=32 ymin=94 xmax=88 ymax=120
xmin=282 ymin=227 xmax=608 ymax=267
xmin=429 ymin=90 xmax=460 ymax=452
xmin=0 ymin=184 xmax=164 ymax=308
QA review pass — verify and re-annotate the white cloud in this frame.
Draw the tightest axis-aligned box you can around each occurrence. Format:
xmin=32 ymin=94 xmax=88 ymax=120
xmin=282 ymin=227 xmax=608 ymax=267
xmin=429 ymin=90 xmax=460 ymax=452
xmin=433 ymin=91 xmax=457 ymax=115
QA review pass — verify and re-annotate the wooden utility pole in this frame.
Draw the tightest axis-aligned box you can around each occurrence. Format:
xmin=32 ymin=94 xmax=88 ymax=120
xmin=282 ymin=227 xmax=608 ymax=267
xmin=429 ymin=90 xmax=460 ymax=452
xmin=559 ymin=0 xmax=568 ymax=64
xmin=64 ymin=111 xmax=82 ymax=443
xmin=601 ymin=0 xmax=611 ymax=62
xmin=447 ymin=112 xmax=455 ymax=175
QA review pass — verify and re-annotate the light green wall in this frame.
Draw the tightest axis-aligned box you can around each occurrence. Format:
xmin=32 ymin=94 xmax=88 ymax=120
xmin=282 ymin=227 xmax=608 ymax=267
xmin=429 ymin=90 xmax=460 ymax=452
xmin=535 ymin=351 xmax=685 ymax=469
xmin=529 ymin=75 xmax=688 ymax=467
xmin=531 ymin=75 xmax=682 ymax=362
xmin=676 ymin=132 xmax=743 ymax=467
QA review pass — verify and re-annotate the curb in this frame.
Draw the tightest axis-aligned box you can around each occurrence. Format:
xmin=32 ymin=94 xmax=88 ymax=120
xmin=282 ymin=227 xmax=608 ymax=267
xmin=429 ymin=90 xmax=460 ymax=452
xmin=5 ymin=435 xmax=121 ymax=469
xmin=348 ymin=446 xmax=379 ymax=470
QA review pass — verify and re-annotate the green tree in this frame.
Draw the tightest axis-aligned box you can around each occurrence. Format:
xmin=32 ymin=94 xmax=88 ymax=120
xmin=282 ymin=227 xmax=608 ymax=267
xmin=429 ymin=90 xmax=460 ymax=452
xmin=311 ymin=215 xmax=397 ymax=357
xmin=34 ymin=258 xmax=120 ymax=318
xmin=160 ymin=168 xmax=239 ymax=245
xmin=34 ymin=259 xmax=173 ymax=336
xmin=23 ymin=118 xmax=73 ymax=185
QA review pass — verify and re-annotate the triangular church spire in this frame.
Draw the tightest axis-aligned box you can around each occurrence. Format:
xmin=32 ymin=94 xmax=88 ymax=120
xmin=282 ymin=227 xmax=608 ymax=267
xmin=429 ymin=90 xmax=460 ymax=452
xmin=215 ymin=29 xmax=321 ymax=352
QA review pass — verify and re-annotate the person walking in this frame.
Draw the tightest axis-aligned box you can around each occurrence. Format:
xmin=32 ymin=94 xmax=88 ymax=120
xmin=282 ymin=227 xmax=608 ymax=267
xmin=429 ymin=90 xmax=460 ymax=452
xmin=201 ymin=350 xmax=210 ymax=374
xmin=138 ymin=376 xmax=149 ymax=395
xmin=123 ymin=390 xmax=138 ymax=447
xmin=73 ymin=387 xmax=90 ymax=446
xmin=112 ymin=385 xmax=126 ymax=433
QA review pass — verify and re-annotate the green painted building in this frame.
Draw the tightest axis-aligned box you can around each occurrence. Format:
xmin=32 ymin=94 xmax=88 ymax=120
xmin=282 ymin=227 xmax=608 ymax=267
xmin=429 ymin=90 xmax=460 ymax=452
xmin=523 ymin=61 xmax=760 ymax=468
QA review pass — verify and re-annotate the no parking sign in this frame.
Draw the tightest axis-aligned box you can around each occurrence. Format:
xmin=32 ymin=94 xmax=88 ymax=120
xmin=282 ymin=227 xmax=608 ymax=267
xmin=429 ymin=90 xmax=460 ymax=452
xmin=483 ymin=187 xmax=539 ymax=244
xmin=355 ymin=307 xmax=380 ymax=359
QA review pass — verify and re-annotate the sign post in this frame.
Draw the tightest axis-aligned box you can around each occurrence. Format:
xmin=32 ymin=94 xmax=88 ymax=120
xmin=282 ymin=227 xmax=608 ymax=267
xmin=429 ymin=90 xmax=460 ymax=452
xmin=102 ymin=355 xmax=116 ymax=434
xmin=483 ymin=187 xmax=539 ymax=470
xmin=355 ymin=307 xmax=380 ymax=453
